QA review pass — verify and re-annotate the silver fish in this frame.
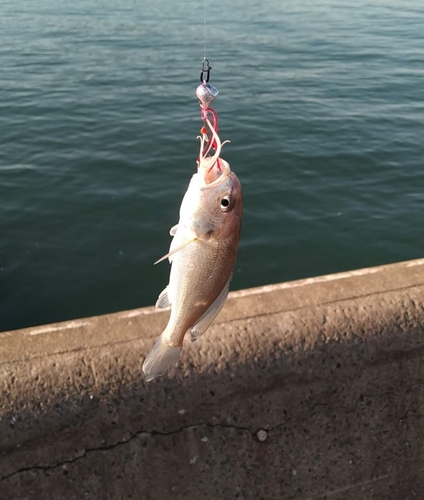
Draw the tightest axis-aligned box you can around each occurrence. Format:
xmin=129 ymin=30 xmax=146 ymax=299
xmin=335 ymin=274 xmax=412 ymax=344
xmin=143 ymin=120 xmax=243 ymax=381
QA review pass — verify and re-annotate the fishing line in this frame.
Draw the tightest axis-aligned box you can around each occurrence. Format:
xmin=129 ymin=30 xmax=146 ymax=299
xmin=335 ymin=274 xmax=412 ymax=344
xmin=203 ymin=0 xmax=206 ymax=58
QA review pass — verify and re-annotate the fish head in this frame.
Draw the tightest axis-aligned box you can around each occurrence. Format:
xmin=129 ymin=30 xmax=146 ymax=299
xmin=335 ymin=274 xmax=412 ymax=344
xmin=199 ymin=167 xmax=243 ymax=240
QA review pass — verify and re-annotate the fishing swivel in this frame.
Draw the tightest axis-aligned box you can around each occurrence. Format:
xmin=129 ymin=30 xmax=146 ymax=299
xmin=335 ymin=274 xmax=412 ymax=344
xmin=196 ymin=58 xmax=219 ymax=110
xmin=200 ymin=58 xmax=212 ymax=83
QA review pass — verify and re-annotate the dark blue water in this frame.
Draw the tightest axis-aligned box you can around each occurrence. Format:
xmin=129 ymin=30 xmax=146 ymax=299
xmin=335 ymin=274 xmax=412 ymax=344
xmin=1 ymin=0 xmax=423 ymax=331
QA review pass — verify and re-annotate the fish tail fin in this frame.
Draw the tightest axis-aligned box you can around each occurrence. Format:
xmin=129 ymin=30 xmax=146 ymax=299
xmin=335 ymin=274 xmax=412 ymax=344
xmin=142 ymin=334 xmax=182 ymax=382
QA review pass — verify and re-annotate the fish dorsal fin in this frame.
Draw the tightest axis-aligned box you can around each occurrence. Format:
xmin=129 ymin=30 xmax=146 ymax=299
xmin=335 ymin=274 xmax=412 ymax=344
xmin=155 ymin=286 xmax=171 ymax=309
xmin=190 ymin=277 xmax=231 ymax=342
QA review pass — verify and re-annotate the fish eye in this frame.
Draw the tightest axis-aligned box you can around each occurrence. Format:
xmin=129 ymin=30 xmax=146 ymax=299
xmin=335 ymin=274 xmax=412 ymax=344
xmin=219 ymin=195 xmax=232 ymax=212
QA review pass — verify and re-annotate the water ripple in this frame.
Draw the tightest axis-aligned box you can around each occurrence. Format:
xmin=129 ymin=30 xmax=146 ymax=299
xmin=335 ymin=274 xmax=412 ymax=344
xmin=1 ymin=0 xmax=424 ymax=330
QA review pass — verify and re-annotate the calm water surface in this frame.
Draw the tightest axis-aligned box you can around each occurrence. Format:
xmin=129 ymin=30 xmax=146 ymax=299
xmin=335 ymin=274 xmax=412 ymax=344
xmin=1 ymin=0 xmax=423 ymax=331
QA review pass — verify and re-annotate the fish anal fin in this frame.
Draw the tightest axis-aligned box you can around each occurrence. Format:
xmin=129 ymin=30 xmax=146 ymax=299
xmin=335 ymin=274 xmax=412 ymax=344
xmin=190 ymin=278 xmax=230 ymax=342
xmin=156 ymin=286 xmax=171 ymax=309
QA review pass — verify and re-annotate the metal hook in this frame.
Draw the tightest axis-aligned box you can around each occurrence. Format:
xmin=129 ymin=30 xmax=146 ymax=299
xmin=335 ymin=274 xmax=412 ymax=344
xmin=200 ymin=58 xmax=212 ymax=83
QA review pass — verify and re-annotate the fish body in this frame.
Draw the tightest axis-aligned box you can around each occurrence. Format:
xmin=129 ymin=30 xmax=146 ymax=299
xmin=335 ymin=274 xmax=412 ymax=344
xmin=143 ymin=123 xmax=242 ymax=381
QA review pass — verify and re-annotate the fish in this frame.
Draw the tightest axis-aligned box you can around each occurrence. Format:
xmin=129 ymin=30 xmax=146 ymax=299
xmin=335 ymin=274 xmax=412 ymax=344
xmin=142 ymin=118 xmax=243 ymax=382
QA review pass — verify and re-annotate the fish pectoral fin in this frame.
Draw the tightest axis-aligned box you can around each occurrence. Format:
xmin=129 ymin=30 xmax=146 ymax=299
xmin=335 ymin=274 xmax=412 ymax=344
xmin=190 ymin=278 xmax=231 ymax=342
xmin=154 ymin=238 xmax=198 ymax=265
xmin=197 ymin=229 xmax=214 ymax=242
xmin=156 ymin=286 xmax=171 ymax=309
xmin=154 ymin=232 xmax=215 ymax=265
xmin=169 ymin=224 xmax=178 ymax=236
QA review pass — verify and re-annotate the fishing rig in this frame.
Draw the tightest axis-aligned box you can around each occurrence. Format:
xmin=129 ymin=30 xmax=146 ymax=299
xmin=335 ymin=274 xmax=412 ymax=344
xmin=195 ymin=58 xmax=221 ymax=166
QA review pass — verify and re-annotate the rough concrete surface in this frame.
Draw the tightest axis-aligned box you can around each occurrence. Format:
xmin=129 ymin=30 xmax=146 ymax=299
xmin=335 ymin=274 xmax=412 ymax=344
xmin=1 ymin=258 xmax=424 ymax=499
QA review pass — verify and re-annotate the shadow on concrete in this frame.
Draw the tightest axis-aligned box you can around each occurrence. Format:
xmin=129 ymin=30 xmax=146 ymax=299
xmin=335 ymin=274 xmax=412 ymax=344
xmin=1 ymin=259 xmax=424 ymax=499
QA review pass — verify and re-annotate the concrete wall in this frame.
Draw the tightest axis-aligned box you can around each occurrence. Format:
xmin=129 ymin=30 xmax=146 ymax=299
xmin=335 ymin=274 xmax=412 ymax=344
xmin=1 ymin=258 xmax=424 ymax=500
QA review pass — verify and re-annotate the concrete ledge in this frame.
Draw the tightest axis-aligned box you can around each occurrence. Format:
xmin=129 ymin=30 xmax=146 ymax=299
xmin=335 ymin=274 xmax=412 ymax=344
xmin=1 ymin=259 xmax=424 ymax=499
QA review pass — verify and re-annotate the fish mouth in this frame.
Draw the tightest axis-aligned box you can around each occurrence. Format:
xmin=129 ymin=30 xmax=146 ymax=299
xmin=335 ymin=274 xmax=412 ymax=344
xmin=197 ymin=116 xmax=231 ymax=190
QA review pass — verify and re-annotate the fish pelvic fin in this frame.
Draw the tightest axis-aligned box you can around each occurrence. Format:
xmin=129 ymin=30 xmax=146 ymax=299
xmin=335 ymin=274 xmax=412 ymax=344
xmin=155 ymin=286 xmax=171 ymax=309
xmin=142 ymin=335 xmax=182 ymax=382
